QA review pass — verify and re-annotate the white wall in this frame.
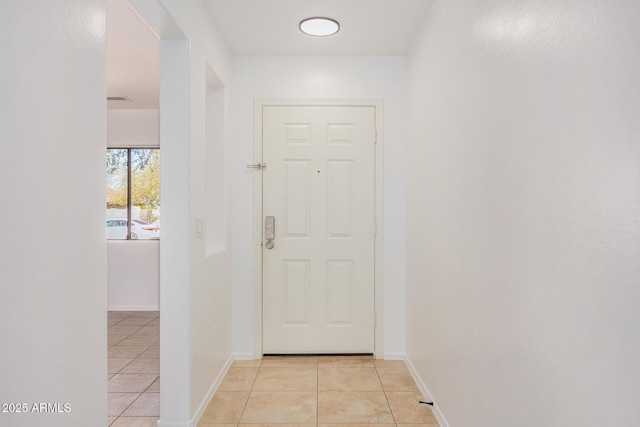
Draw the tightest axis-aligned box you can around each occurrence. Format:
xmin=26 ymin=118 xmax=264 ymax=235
xmin=230 ymin=56 xmax=407 ymax=358
xmin=0 ymin=1 xmax=107 ymax=426
xmin=107 ymin=108 xmax=160 ymax=311
xmin=138 ymin=0 xmax=233 ymax=425
xmin=405 ymin=1 xmax=640 ymax=426
xmin=108 ymin=109 xmax=159 ymax=147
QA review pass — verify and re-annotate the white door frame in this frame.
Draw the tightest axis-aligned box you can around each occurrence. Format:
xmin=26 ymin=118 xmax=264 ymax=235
xmin=252 ymin=99 xmax=385 ymax=359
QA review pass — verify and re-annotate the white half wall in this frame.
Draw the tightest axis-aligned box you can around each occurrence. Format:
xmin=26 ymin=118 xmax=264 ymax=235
xmin=405 ymin=1 xmax=640 ymax=426
xmin=136 ymin=0 xmax=233 ymax=425
xmin=0 ymin=1 xmax=107 ymax=426
xmin=230 ymin=55 xmax=407 ymax=358
xmin=107 ymin=241 xmax=159 ymax=310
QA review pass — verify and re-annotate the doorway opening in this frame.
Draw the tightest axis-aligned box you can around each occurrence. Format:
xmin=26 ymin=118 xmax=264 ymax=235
xmin=106 ymin=0 xmax=160 ymax=423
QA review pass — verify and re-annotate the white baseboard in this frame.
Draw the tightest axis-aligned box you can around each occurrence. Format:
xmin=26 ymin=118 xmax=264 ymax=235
xmin=382 ymin=352 xmax=406 ymax=360
xmin=404 ymin=355 xmax=451 ymax=427
xmin=156 ymin=356 xmax=233 ymax=427
xmin=189 ymin=355 xmax=234 ymax=427
xmin=108 ymin=305 xmax=160 ymax=311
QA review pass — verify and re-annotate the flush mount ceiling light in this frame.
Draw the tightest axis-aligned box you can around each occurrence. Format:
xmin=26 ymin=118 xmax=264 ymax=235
xmin=299 ymin=17 xmax=340 ymax=37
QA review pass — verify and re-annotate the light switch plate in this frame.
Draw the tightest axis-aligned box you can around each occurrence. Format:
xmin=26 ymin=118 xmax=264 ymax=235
xmin=194 ymin=217 xmax=204 ymax=238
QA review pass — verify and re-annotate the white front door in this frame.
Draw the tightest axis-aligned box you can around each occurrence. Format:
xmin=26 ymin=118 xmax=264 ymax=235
xmin=262 ymin=105 xmax=376 ymax=354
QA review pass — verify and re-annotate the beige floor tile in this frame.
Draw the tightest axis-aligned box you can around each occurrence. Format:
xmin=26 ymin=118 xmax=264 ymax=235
xmin=261 ymin=357 xmax=318 ymax=368
xmin=232 ymin=359 xmax=263 ymax=368
xmin=200 ymin=391 xmax=250 ymax=424
xmin=240 ymin=391 xmax=316 ymax=423
xmin=138 ymin=347 xmax=159 ymax=359
xmin=107 ymin=311 xmax=162 ymax=424
xmin=108 ymin=392 xmax=139 ymax=416
xmin=198 ymin=424 xmax=237 ymax=427
xmin=122 ymin=392 xmax=160 ymax=417
xmin=108 ymin=373 xmax=159 ymax=393
xmin=109 ymin=325 xmax=144 ymax=335
xmin=318 ymin=367 xmax=382 ymax=391
xmin=120 ymin=358 xmax=160 ymax=374
xmin=108 ymin=346 xmax=149 ymax=359
xmin=146 ymin=377 xmax=160 ymax=392
xmin=239 ymin=424 xmax=315 ymax=427
xmin=117 ymin=317 xmax=155 ymax=326
xmin=108 ymin=334 xmax=129 ymax=346
xmin=118 ymin=335 xmax=159 ymax=346
xmin=317 ymin=357 xmax=375 ymax=368
xmin=253 ymin=367 xmax=317 ymax=391
xmin=378 ymin=368 xmax=419 ymax=392
xmin=136 ymin=325 xmax=159 ymax=335
xmin=374 ymin=359 xmax=407 ymax=370
xmin=318 ymin=391 xmax=394 ymax=424
xmin=397 ymin=424 xmax=441 ymax=427
xmin=385 ymin=392 xmax=439 ymax=424
xmin=109 ymin=358 xmax=133 ymax=375
xmin=110 ymin=416 xmax=160 ymax=426
xmin=219 ymin=367 xmax=260 ymax=391
xmin=129 ymin=311 xmax=159 ymax=318
xmin=319 ymin=424 xmax=396 ymax=427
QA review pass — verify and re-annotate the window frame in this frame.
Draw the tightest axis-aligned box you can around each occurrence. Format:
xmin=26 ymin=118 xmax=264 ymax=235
xmin=107 ymin=146 xmax=160 ymax=240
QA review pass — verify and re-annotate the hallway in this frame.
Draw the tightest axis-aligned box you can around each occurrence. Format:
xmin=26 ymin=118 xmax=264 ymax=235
xmin=4 ymin=1 xmax=640 ymax=426
xmin=198 ymin=356 xmax=438 ymax=426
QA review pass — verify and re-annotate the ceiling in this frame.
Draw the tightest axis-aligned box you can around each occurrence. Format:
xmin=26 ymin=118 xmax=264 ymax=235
xmin=203 ymin=0 xmax=432 ymax=55
xmin=107 ymin=0 xmax=159 ymax=109
xmin=107 ymin=0 xmax=431 ymax=108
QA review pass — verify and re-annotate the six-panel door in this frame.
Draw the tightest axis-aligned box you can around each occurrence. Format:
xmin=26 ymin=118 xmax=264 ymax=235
xmin=262 ymin=105 xmax=376 ymax=354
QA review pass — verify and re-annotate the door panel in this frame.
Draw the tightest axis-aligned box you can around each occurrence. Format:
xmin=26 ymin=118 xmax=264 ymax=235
xmin=262 ymin=105 xmax=376 ymax=354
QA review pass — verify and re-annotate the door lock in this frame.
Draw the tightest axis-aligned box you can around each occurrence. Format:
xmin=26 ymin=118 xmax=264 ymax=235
xmin=265 ymin=216 xmax=275 ymax=249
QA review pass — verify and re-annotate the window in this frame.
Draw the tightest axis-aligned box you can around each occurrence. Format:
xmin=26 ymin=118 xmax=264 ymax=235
xmin=106 ymin=148 xmax=160 ymax=239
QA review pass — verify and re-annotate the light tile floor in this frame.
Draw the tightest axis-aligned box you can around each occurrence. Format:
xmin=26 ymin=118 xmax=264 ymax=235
xmin=198 ymin=356 xmax=440 ymax=426
xmin=108 ymin=311 xmax=160 ymax=427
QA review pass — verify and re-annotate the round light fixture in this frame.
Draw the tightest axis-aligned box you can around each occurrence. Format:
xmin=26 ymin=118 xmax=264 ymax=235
xmin=299 ymin=17 xmax=340 ymax=37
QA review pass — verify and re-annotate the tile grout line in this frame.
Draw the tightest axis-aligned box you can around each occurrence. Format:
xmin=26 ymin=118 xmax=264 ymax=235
xmin=234 ymin=358 xmax=262 ymax=425
xmin=116 ymin=389 xmax=145 ymax=420
xmin=376 ymin=363 xmax=399 ymax=426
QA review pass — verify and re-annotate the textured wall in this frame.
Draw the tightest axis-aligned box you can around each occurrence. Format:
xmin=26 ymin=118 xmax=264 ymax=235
xmin=0 ymin=1 xmax=107 ymax=426
xmin=406 ymin=1 xmax=640 ymax=426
